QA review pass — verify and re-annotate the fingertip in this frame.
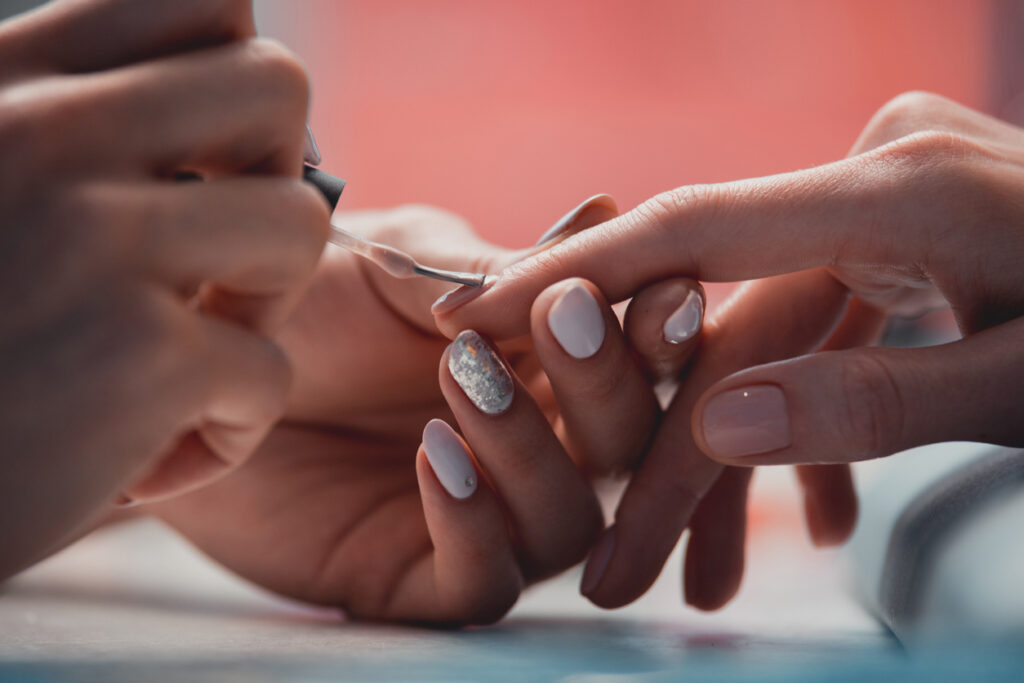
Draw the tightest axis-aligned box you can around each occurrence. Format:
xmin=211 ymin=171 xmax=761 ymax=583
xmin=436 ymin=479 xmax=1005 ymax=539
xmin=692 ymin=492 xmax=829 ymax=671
xmin=799 ymin=465 xmax=859 ymax=547
xmin=684 ymin=568 xmax=742 ymax=612
xmin=624 ymin=278 xmax=705 ymax=383
xmin=683 ymin=532 xmax=745 ymax=612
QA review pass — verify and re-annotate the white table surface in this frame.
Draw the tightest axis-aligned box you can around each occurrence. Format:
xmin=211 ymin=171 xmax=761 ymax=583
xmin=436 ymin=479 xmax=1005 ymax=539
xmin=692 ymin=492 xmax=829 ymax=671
xmin=0 ymin=470 xmax=914 ymax=682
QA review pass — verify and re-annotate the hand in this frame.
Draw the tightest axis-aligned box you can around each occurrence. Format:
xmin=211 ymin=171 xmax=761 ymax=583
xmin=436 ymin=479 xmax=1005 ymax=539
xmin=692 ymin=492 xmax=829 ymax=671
xmin=435 ymin=91 xmax=1024 ymax=608
xmin=0 ymin=0 xmax=327 ymax=580
xmin=149 ymin=201 xmax=689 ymax=624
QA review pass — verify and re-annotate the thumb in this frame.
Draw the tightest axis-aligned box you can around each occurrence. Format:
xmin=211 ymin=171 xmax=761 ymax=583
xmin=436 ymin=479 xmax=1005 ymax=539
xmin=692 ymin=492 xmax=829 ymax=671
xmin=692 ymin=317 xmax=1024 ymax=465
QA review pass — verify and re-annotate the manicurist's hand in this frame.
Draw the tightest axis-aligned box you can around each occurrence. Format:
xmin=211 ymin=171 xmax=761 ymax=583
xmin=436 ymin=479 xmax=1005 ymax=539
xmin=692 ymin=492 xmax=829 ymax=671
xmin=150 ymin=200 xmax=697 ymax=625
xmin=0 ymin=0 xmax=327 ymax=580
xmin=435 ymin=92 xmax=1024 ymax=609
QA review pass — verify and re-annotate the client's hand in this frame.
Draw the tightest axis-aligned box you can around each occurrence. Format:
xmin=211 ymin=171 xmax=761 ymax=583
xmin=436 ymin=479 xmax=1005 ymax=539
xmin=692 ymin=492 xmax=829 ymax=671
xmin=150 ymin=202 xmax=682 ymax=624
xmin=435 ymin=92 xmax=1024 ymax=610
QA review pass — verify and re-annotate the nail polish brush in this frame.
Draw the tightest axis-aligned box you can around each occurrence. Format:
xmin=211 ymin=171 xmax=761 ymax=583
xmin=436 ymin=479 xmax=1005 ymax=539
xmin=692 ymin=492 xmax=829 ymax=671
xmin=301 ymin=126 xmax=488 ymax=288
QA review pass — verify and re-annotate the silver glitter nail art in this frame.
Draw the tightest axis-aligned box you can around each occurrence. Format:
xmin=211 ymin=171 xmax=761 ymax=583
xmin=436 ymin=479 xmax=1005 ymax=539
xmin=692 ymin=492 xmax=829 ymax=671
xmin=448 ymin=330 xmax=514 ymax=415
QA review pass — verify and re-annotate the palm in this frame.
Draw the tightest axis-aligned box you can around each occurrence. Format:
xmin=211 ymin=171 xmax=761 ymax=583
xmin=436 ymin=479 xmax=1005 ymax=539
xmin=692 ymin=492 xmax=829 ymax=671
xmin=152 ymin=230 xmax=540 ymax=617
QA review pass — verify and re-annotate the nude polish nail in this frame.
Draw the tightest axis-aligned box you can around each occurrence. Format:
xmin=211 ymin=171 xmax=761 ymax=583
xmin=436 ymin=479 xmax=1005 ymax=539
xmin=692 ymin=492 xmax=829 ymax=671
xmin=581 ymin=527 xmax=616 ymax=595
xmin=422 ymin=419 xmax=477 ymax=500
xmin=663 ymin=290 xmax=704 ymax=344
xmin=701 ymin=385 xmax=791 ymax=458
xmin=448 ymin=330 xmax=514 ymax=415
xmin=547 ymin=283 xmax=606 ymax=359
xmin=432 ymin=275 xmax=498 ymax=316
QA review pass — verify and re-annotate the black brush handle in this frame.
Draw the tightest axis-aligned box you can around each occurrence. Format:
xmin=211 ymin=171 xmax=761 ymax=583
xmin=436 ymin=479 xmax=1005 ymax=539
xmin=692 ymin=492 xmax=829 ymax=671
xmin=303 ymin=165 xmax=346 ymax=210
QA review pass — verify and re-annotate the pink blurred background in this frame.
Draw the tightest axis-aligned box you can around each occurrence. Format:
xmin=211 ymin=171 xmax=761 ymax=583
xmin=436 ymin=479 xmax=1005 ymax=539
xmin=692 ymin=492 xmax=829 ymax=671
xmin=256 ymin=0 xmax=1019 ymax=251
xmin=252 ymin=2 xmax=1023 ymax=533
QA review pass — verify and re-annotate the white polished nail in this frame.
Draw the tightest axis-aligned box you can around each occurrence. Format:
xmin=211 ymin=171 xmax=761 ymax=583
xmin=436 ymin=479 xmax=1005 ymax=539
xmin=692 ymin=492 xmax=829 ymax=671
xmin=663 ymin=290 xmax=703 ymax=344
xmin=422 ymin=419 xmax=477 ymax=499
xmin=547 ymin=283 xmax=606 ymax=359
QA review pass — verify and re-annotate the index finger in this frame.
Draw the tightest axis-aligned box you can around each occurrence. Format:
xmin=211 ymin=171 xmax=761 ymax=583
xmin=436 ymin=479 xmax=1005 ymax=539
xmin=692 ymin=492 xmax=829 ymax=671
xmin=2 ymin=0 xmax=254 ymax=75
xmin=434 ymin=133 xmax=973 ymax=341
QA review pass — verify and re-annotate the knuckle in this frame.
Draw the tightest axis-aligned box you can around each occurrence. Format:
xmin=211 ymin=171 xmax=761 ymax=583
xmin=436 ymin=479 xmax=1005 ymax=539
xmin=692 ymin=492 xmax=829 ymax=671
xmin=835 ymin=352 xmax=905 ymax=459
xmin=870 ymin=129 xmax=989 ymax=171
xmin=862 ymin=130 xmax=1001 ymax=233
xmin=243 ymin=38 xmax=310 ymax=108
xmin=638 ymin=185 xmax=704 ymax=227
xmin=870 ymin=91 xmax=949 ymax=133
xmin=862 ymin=130 xmax=994 ymax=208
xmin=857 ymin=91 xmax=985 ymax=155
xmin=629 ymin=185 xmax=724 ymax=270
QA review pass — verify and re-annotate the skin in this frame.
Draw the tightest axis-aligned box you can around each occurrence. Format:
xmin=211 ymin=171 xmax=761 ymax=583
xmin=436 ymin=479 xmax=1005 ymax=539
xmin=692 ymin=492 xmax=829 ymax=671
xmin=149 ymin=204 xmax=694 ymax=625
xmin=0 ymin=0 xmax=328 ymax=581
xmin=438 ymin=91 xmax=1024 ymax=611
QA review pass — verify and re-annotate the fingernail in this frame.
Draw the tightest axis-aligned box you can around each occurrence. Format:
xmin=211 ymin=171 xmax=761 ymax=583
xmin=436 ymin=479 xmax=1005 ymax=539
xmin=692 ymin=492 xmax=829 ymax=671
xmin=534 ymin=193 xmax=615 ymax=247
xmin=663 ymin=290 xmax=704 ymax=344
xmin=448 ymin=330 xmax=514 ymax=415
xmin=581 ymin=527 xmax=616 ymax=595
xmin=431 ymin=275 xmax=499 ymax=316
xmin=303 ymin=124 xmax=322 ymax=166
xmin=547 ymin=282 xmax=606 ymax=359
xmin=422 ymin=419 xmax=477 ymax=499
xmin=701 ymin=385 xmax=791 ymax=458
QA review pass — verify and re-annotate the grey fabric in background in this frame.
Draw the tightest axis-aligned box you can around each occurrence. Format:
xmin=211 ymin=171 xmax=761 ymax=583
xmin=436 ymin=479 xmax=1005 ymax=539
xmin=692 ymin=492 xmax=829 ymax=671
xmin=0 ymin=0 xmax=44 ymax=21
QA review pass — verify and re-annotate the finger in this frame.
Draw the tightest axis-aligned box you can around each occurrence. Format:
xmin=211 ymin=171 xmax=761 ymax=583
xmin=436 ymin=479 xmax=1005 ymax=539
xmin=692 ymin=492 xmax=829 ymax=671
xmin=695 ymin=315 xmax=1024 ymax=467
xmin=530 ymin=278 xmax=659 ymax=476
xmin=27 ymin=38 xmax=308 ymax=178
xmin=623 ymin=277 xmax=705 ymax=383
xmin=123 ymin=313 xmax=291 ymax=501
xmin=1 ymin=0 xmax=254 ymax=75
xmin=79 ymin=178 xmax=329 ymax=331
xmin=434 ymin=133 xmax=988 ymax=340
xmin=683 ymin=467 xmax=752 ymax=611
xmin=795 ymin=464 xmax=857 ymax=547
xmin=367 ymin=420 xmax=523 ymax=625
xmin=581 ymin=269 xmax=850 ymax=608
xmin=792 ymin=296 xmax=882 ymax=546
xmin=335 ymin=195 xmax=620 ymax=337
xmin=331 ymin=206 xmax=516 ymax=335
xmin=819 ymin=296 xmax=888 ymax=352
xmin=439 ymin=330 xmax=603 ymax=580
